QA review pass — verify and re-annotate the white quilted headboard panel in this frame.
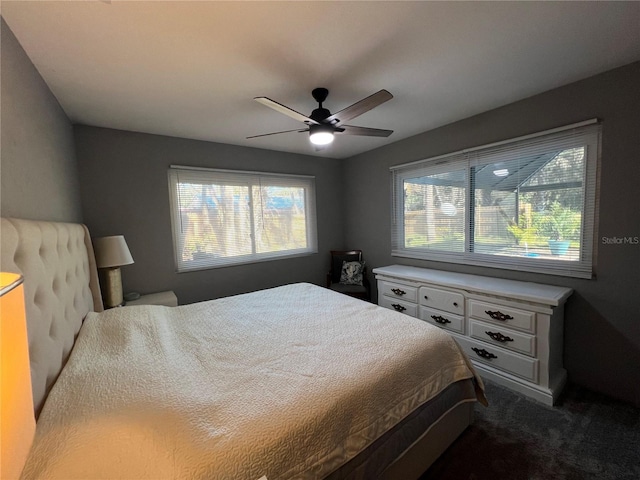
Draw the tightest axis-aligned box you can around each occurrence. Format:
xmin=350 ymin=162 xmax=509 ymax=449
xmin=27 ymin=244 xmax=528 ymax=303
xmin=1 ymin=218 xmax=103 ymax=417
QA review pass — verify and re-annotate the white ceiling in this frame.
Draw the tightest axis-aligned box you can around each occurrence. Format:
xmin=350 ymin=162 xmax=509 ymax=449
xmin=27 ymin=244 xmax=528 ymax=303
xmin=3 ymin=1 xmax=640 ymax=159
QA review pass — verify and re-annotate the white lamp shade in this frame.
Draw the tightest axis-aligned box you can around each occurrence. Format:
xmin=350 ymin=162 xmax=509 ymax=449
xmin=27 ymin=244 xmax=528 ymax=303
xmin=93 ymin=236 xmax=134 ymax=268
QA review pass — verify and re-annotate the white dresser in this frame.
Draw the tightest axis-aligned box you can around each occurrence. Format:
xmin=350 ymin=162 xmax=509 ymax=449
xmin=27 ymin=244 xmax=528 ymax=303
xmin=373 ymin=265 xmax=573 ymax=405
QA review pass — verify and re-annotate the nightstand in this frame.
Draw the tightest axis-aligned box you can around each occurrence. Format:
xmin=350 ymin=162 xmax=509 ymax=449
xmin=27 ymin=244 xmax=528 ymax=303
xmin=125 ymin=291 xmax=178 ymax=307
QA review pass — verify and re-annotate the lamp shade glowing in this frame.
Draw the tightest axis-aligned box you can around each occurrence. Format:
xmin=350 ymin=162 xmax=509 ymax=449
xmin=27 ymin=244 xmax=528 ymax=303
xmin=93 ymin=236 xmax=134 ymax=268
xmin=0 ymin=272 xmax=35 ymax=479
xmin=309 ymin=124 xmax=334 ymax=146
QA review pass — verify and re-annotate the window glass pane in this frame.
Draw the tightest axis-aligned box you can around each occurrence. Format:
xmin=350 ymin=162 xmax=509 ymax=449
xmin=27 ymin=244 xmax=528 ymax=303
xmin=404 ymin=169 xmax=466 ymax=252
xmin=253 ymin=185 xmax=308 ymax=254
xmin=471 ymin=147 xmax=585 ymax=261
xmin=177 ymin=182 xmax=251 ymax=264
xmin=473 ymin=147 xmax=585 ymax=261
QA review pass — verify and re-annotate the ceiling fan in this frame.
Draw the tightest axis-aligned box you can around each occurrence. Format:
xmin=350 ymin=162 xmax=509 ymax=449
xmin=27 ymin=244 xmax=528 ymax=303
xmin=247 ymin=88 xmax=393 ymax=146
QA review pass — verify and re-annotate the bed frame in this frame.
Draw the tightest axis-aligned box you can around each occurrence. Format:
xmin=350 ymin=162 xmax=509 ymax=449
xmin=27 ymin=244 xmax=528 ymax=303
xmin=1 ymin=217 xmax=473 ymax=479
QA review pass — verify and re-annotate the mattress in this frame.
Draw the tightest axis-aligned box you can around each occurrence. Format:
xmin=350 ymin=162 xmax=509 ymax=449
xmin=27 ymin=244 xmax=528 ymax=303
xmin=22 ymin=283 xmax=484 ymax=479
xmin=327 ymin=379 xmax=477 ymax=479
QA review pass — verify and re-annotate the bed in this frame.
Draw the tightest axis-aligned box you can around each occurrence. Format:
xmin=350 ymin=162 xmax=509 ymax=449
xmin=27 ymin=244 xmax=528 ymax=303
xmin=1 ymin=217 xmax=485 ymax=480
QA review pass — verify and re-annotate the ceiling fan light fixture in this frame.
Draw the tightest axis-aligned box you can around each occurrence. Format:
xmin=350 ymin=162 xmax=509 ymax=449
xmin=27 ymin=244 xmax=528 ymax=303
xmin=309 ymin=124 xmax=334 ymax=145
xmin=249 ymin=88 xmax=393 ymax=147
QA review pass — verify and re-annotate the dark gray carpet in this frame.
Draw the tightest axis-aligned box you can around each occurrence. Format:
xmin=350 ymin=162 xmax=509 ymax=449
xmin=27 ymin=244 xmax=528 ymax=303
xmin=420 ymin=381 xmax=640 ymax=480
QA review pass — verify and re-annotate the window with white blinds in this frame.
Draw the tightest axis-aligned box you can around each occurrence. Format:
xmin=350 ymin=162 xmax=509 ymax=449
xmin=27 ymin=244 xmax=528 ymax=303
xmin=169 ymin=166 xmax=317 ymax=272
xmin=391 ymin=120 xmax=601 ymax=278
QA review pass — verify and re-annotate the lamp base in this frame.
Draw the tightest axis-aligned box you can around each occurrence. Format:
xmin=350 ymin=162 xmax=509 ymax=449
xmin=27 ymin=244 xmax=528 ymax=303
xmin=100 ymin=267 xmax=124 ymax=308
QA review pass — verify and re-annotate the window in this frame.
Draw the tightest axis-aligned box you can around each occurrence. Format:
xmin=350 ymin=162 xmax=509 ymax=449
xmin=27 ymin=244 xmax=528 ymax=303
xmin=169 ymin=166 xmax=317 ymax=272
xmin=391 ymin=121 xmax=601 ymax=278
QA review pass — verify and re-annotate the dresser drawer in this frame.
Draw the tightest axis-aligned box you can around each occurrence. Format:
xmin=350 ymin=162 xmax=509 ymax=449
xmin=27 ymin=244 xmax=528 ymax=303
xmin=469 ymin=319 xmax=536 ymax=357
xmin=419 ymin=286 xmax=464 ymax=315
xmin=379 ymin=281 xmax=418 ymax=303
xmin=469 ymin=300 xmax=535 ymax=333
xmin=379 ymin=296 xmax=418 ymax=317
xmin=419 ymin=306 xmax=464 ymax=334
xmin=454 ymin=335 xmax=539 ymax=383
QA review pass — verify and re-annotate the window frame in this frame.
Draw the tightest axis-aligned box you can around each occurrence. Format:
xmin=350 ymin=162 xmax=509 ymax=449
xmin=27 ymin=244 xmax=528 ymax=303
xmin=168 ymin=165 xmax=318 ymax=272
xmin=391 ymin=120 xmax=601 ymax=279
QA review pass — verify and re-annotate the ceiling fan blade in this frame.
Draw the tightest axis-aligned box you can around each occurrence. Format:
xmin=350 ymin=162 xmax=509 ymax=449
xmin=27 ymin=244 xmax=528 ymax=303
xmin=324 ymin=90 xmax=393 ymax=125
xmin=337 ymin=125 xmax=393 ymax=137
xmin=246 ymin=129 xmax=308 ymax=139
xmin=254 ymin=97 xmax=319 ymax=125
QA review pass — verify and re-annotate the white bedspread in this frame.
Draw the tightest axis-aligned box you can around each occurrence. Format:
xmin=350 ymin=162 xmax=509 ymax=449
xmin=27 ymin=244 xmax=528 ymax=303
xmin=22 ymin=283 xmax=483 ymax=480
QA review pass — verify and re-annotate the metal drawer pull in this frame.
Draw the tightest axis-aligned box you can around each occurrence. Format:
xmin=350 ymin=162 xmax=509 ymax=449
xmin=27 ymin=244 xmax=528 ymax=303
xmin=485 ymin=310 xmax=514 ymax=321
xmin=391 ymin=304 xmax=406 ymax=312
xmin=485 ymin=331 xmax=514 ymax=343
xmin=453 ymin=302 xmax=458 ymax=307
xmin=391 ymin=288 xmax=406 ymax=296
xmin=472 ymin=347 xmax=498 ymax=360
xmin=431 ymin=315 xmax=451 ymax=325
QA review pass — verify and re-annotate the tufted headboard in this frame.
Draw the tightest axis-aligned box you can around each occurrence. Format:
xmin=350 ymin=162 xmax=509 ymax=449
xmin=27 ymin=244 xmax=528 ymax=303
xmin=1 ymin=218 xmax=103 ymax=417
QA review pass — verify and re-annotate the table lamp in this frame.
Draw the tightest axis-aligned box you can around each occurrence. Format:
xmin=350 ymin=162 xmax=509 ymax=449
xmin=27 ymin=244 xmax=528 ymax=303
xmin=93 ymin=235 xmax=134 ymax=308
xmin=1 ymin=272 xmax=35 ymax=479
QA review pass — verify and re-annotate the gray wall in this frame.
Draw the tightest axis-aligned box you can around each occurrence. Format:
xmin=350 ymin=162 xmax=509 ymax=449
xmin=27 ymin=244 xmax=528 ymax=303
xmin=74 ymin=126 xmax=345 ymax=305
xmin=0 ymin=18 xmax=82 ymax=222
xmin=344 ymin=61 xmax=640 ymax=405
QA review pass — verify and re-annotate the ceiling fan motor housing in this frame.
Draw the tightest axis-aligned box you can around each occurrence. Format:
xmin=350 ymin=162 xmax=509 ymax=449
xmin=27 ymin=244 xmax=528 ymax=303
xmin=310 ymin=107 xmax=332 ymax=123
xmin=310 ymin=88 xmax=332 ymax=123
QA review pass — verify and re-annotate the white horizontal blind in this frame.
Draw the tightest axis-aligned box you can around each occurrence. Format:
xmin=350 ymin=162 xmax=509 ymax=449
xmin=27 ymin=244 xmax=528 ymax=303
xmin=169 ymin=166 xmax=317 ymax=272
xmin=391 ymin=121 xmax=601 ymax=278
xmin=392 ymin=153 xmax=468 ymax=260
